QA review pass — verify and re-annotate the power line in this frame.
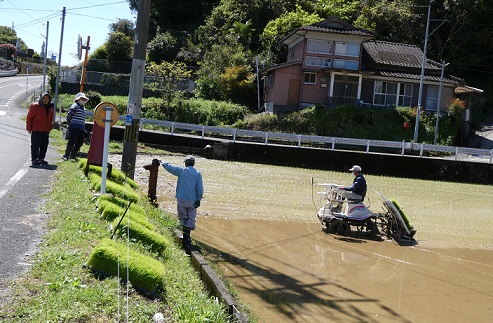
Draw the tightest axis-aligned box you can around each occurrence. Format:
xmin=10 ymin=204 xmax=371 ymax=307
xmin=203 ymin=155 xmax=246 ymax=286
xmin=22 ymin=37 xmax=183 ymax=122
xmin=13 ymin=13 xmax=60 ymax=29
xmin=6 ymin=0 xmax=36 ymax=20
xmin=67 ymin=12 xmax=126 ymax=22
xmin=66 ymin=1 xmax=128 ymax=11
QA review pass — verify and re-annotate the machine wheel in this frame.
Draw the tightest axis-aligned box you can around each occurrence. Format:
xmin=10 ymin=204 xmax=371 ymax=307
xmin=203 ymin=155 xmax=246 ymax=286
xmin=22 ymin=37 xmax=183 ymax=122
xmin=325 ymin=219 xmax=340 ymax=234
xmin=337 ymin=219 xmax=350 ymax=236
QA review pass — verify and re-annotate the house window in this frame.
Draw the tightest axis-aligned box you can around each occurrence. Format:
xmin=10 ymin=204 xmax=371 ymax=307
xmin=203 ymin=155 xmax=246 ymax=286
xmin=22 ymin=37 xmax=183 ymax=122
xmin=265 ymin=75 xmax=272 ymax=87
xmin=425 ymin=86 xmax=439 ymax=110
xmin=333 ymin=75 xmax=359 ymax=106
xmin=304 ymin=72 xmax=316 ymax=84
xmin=289 ymin=48 xmax=295 ymax=60
xmin=335 ymin=42 xmax=360 ymax=57
xmin=373 ymin=81 xmax=398 ymax=106
xmin=398 ymin=83 xmax=413 ymax=107
xmin=333 ymin=59 xmax=359 ymax=70
xmin=305 ymin=56 xmax=331 ymax=67
xmin=307 ymin=39 xmax=333 ymax=54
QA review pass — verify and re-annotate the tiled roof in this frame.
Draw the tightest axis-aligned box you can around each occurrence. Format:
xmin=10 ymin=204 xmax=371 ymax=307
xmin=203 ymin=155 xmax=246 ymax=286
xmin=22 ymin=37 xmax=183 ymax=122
xmin=297 ymin=25 xmax=373 ymax=37
xmin=259 ymin=59 xmax=301 ymax=75
xmin=363 ymin=40 xmax=441 ymax=70
xmin=281 ymin=17 xmax=373 ymax=44
xmin=368 ymin=69 xmax=463 ymax=84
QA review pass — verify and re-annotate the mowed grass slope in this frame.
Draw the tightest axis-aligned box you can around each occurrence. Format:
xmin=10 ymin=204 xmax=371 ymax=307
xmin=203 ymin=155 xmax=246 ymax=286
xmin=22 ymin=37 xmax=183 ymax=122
xmin=155 ymin=156 xmax=493 ymax=249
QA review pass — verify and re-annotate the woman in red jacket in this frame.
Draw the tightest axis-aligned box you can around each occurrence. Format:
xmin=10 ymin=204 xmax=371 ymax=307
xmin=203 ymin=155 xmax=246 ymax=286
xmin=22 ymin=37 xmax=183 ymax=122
xmin=26 ymin=92 xmax=54 ymax=166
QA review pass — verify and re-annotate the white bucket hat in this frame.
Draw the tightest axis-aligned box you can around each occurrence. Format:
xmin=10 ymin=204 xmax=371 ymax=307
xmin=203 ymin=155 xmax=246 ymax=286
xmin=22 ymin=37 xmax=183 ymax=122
xmin=349 ymin=165 xmax=362 ymax=172
xmin=74 ymin=92 xmax=89 ymax=102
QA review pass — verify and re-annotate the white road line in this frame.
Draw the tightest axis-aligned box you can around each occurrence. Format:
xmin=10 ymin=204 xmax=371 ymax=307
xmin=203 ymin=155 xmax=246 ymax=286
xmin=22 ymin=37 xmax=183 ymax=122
xmin=0 ymin=167 xmax=29 ymax=199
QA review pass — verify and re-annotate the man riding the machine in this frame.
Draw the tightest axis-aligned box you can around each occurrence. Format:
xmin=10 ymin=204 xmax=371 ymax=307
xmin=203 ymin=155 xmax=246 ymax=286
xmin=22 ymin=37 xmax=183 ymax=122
xmin=340 ymin=165 xmax=367 ymax=202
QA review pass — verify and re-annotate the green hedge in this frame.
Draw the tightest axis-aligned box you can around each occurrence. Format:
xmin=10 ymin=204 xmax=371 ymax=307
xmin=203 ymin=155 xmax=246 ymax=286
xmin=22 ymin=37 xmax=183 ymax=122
xmin=79 ymin=159 xmax=139 ymax=190
xmin=88 ymin=173 xmax=139 ymax=202
xmin=113 ymin=219 xmax=172 ymax=254
xmin=86 ymin=238 xmax=165 ymax=294
xmin=241 ymin=105 xmax=462 ymax=145
xmin=97 ymin=194 xmax=146 ymax=215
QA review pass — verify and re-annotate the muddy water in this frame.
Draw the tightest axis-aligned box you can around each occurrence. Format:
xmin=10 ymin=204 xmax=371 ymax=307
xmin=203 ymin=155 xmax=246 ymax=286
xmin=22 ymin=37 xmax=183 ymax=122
xmin=126 ymin=155 xmax=493 ymax=322
xmin=192 ymin=217 xmax=493 ymax=322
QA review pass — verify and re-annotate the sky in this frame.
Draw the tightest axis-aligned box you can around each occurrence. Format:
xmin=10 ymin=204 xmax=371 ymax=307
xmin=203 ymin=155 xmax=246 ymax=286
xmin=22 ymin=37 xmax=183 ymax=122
xmin=0 ymin=0 xmax=136 ymax=66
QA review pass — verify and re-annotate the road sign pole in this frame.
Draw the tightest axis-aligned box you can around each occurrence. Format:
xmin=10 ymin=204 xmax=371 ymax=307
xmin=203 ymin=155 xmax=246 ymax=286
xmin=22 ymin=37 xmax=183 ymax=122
xmin=100 ymin=107 xmax=112 ymax=194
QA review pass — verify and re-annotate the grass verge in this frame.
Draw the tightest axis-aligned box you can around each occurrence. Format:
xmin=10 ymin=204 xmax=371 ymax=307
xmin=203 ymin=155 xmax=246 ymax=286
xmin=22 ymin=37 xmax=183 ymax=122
xmin=0 ymin=129 xmax=231 ymax=322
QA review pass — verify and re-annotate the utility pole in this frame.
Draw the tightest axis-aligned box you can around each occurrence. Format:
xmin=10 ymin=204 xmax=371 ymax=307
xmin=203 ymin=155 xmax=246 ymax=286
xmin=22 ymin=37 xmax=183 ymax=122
xmin=42 ymin=21 xmax=49 ymax=92
xmin=121 ymin=0 xmax=151 ymax=179
xmin=434 ymin=60 xmax=449 ymax=145
xmin=53 ymin=7 xmax=66 ymax=127
xmin=413 ymin=0 xmax=432 ymax=143
xmin=256 ymin=56 xmax=261 ymax=112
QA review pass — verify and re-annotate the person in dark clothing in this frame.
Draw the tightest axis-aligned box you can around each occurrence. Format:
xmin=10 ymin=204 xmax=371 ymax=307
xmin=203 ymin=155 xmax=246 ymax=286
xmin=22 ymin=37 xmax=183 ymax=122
xmin=26 ymin=92 xmax=54 ymax=166
xmin=63 ymin=92 xmax=88 ymax=160
xmin=340 ymin=165 xmax=367 ymax=201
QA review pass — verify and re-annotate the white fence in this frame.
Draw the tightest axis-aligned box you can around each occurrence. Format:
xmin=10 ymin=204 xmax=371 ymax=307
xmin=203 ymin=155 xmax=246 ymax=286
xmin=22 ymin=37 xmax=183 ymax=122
xmin=85 ymin=111 xmax=493 ymax=164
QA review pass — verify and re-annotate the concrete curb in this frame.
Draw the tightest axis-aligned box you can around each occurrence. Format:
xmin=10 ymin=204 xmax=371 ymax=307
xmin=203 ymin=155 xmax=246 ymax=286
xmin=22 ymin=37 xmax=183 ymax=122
xmin=172 ymin=229 xmax=249 ymax=322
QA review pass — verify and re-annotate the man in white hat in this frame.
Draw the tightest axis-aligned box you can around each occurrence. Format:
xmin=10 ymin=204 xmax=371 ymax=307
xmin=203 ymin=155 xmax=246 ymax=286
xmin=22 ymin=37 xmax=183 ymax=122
xmin=340 ymin=165 xmax=367 ymax=201
xmin=63 ymin=92 xmax=88 ymax=160
xmin=158 ymin=155 xmax=204 ymax=246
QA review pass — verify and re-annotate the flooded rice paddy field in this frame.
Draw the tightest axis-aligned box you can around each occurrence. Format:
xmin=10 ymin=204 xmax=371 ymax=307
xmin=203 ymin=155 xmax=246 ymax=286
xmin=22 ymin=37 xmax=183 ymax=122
xmin=116 ymin=154 xmax=493 ymax=322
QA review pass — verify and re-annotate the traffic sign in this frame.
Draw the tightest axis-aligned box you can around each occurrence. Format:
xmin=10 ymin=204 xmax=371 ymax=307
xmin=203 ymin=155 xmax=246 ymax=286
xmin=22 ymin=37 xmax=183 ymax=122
xmin=94 ymin=102 xmax=119 ymax=128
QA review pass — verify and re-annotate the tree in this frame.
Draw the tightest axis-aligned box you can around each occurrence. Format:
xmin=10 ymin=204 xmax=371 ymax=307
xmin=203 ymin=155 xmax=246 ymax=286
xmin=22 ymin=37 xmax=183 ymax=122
xmin=145 ymin=61 xmax=192 ymax=107
xmin=196 ymin=38 xmax=253 ymax=103
xmin=260 ymin=6 xmax=322 ymax=65
xmin=354 ymin=0 xmax=418 ymax=44
xmin=147 ymin=30 xmax=178 ymax=64
xmin=109 ymin=19 xmax=135 ymax=39
xmin=220 ymin=65 xmax=256 ymax=108
xmin=310 ymin=0 xmax=360 ymax=21
xmin=105 ymin=32 xmax=133 ymax=62
xmin=0 ymin=26 xmax=29 ymax=53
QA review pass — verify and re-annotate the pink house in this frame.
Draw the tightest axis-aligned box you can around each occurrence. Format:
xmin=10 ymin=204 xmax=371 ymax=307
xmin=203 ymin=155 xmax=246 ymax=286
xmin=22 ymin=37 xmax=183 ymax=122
xmin=261 ymin=17 xmax=470 ymax=114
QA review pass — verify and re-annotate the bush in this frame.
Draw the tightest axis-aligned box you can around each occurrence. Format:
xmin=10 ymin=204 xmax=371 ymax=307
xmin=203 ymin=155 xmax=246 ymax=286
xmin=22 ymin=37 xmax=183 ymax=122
xmin=79 ymin=159 xmax=139 ymax=189
xmin=85 ymin=90 xmax=102 ymax=110
xmin=140 ymin=98 xmax=249 ymax=126
xmin=113 ymin=220 xmax=172 ymax=254
xmin=86 ymin=238 xmax=165 ymax=294
xmin=238 ymin=104 xmax=461 ymax=145
xmin=88 ymin=173 xmax=139 ymax=202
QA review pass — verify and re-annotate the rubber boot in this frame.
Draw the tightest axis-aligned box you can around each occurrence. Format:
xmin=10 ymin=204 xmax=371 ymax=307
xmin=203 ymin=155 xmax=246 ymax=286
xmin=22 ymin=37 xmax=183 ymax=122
xmin=182 ymin=227 xmax=191 ymax=245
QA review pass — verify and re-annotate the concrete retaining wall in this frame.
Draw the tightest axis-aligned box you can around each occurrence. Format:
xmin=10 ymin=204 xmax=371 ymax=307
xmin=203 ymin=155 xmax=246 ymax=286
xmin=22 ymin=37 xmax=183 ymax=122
xmin=106 ymin=125 xmax=493 ymax=185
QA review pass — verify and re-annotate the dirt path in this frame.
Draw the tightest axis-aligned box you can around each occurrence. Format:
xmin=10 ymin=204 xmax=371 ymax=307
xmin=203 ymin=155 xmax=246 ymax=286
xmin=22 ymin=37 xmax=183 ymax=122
xmin=123 ymin=154 xmax=493 ymax=322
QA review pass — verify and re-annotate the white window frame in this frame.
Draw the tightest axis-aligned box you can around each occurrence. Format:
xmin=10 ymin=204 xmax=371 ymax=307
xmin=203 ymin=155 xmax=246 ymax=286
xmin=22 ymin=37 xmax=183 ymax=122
xmin=289 ymin=48 xmax=295 ymax=60
xmin=305 ymin=56 xmax=332 ymax=67
xmin=398 ymin=83 xmax=413 ymax=107
xmin=303 ymin=72 xmax=316 ymax=84
xmin=306 ymin=39 xmax=333 ymax=54
xmin=333 ymin=59 xmax=359 ymax=70
xmin=425 ymin=86 xmax=439 ymax=111
xmin=373 ymin=81 xmax=398 ymax=106
xmin=335 ymin=42 xmax=360 ymax=57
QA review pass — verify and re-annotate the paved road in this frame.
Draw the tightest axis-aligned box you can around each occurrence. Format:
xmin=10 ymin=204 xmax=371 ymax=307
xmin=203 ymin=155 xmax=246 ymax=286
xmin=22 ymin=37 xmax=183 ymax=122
xmin=0 ymin=75 xmax=58 ymax=300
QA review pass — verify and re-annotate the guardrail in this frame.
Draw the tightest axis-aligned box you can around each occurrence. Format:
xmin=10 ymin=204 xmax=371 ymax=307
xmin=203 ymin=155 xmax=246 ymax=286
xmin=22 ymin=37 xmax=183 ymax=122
xmin=84 ymin=111 xmax=493 ymax=164
xmin=0 ymin=69 xmax=18 ymax=77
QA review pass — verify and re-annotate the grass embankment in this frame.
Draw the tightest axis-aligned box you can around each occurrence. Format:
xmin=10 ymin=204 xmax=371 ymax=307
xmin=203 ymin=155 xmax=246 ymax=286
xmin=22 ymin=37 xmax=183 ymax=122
xmin=0 ymin=130 xmax=231 ymax=322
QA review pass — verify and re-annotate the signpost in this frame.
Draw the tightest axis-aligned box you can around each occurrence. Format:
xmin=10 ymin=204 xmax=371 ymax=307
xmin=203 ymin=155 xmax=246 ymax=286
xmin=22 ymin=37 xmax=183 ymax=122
xmin=93 ymin=102 xmax=119 ymax=194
